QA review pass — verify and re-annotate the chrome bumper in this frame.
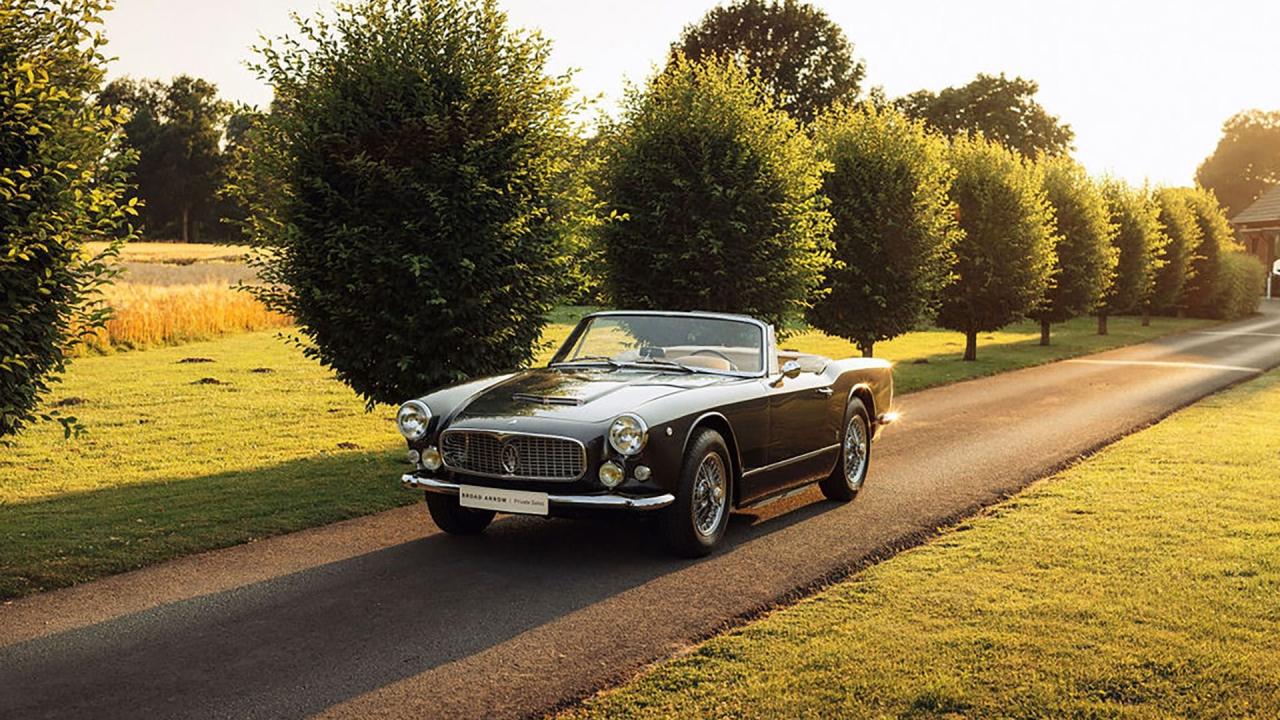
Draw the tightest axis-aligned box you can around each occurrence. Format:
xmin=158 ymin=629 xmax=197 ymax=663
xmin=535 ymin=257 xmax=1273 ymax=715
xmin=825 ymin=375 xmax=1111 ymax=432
xmin=400 ymin=474 xmax=675 ymax=511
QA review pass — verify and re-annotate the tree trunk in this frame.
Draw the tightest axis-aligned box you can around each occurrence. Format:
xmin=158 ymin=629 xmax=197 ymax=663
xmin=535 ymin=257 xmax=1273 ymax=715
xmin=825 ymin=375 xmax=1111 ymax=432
xmin=1039 ymin=318 xmax=1051 ymax=346
xmin=181 ymin=205 xmax=190 ymax=243
xmin=859 ymin=340 xmax=874 ymax=358
xmin=1141 ymin=307 xmax=1151 ymax=327
xmin=963 ymin=330 xmax=977 ymax=361
xmin=1097 ymin=313 xmax=1108 ymax=336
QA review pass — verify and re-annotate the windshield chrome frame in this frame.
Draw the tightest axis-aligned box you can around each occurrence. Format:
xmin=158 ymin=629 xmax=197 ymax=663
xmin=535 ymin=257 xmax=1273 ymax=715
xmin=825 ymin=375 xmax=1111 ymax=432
xmin=549 ymin=311 xmax=770 ymax=379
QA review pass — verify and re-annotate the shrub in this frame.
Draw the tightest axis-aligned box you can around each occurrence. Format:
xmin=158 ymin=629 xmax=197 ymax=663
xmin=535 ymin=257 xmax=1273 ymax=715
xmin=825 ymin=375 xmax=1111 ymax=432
xmin=1033 ymin=155 xmax=1117 ymax=344
xmin=1150 ymin=187 xmax=1201 ymax=315
xmin=937 ymin=134 xmax=1056 ymax=360
xmin=234 ymin=0 xmax=578 ymax=405
xmin=1097 ymin=181 xmax=1166 ymax=333
xmin=806 ymin=104 xmax=959 ymax=357
xmin=1213 ymin=252 xmax=1265 ymax=320
xmin=0 ymin=0 xmax=137 ymax=439
xmin=1180 ymin=186 xmax=1236 ymax=318
xmin=596 ymin=55 xmax=832 ymax=331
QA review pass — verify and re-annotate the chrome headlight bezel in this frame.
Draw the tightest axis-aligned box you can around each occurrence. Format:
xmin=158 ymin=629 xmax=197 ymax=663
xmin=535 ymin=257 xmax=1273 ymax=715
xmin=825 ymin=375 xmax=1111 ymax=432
xmin=396 ymin=400 xmax=432 ymax=441
xmin=607 ymin=413 xmax=648 ymax=456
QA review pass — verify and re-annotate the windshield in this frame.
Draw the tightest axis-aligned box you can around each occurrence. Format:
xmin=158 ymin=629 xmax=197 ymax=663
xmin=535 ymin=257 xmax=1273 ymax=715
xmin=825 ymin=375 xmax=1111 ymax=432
xmin=551 ymin=314 xmax=765 ymax=375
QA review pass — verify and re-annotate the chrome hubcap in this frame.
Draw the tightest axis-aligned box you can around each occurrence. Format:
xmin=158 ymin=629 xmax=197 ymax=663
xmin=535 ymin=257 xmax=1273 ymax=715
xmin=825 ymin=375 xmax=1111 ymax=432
xmin=844 ymin=415 xmax=868 ymax=489
xmin=692 ymin=452 xmax=727 ymax=537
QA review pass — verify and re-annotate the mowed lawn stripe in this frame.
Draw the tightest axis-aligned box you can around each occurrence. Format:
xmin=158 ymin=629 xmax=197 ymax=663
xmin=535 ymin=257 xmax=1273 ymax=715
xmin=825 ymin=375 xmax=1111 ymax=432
xmin=567 ymin=369 xmax=1280 ymax=719
xmin=0 ymin=314 xmax=1214 ymax=598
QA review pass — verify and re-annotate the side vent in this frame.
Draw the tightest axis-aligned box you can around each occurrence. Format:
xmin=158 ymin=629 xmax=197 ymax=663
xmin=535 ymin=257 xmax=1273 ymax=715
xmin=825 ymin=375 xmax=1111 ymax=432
xmin=511 ymin=393 xmax=582 ymax=407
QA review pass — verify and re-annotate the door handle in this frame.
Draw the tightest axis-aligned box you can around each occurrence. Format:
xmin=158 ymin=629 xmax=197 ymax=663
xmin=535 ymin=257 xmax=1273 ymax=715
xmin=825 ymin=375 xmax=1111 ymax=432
xmin=815 ymin=387 xmax=833 ymax=397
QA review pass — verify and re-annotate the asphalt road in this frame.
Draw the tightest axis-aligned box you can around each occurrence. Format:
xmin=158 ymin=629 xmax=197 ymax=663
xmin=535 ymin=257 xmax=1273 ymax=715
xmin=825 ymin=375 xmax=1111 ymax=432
xmin=5 ymin=302 xmax=1280 ymax=720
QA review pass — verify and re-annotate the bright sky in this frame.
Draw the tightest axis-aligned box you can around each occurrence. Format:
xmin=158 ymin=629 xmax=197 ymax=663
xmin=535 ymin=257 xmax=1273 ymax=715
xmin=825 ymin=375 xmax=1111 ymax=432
xmin=102 ymin=0 xmax=1280 ymax=186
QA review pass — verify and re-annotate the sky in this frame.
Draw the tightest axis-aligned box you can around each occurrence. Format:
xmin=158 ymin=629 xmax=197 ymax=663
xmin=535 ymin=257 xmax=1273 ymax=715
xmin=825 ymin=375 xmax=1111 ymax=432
xmin=101 ymin=0 xmax=1280 ymax=186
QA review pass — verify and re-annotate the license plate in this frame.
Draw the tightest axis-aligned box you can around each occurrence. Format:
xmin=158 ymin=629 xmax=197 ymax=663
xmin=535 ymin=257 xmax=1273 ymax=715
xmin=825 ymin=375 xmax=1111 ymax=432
xmin=458 ymin=485 xmax=549 ymax=516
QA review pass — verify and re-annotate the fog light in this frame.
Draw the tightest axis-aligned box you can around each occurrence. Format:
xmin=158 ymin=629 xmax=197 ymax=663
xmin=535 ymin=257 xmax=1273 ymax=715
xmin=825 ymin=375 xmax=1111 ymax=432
xmin=407 ymin=449 xmax=421 ymax=465
xmin=599 ymin=461 xmax=624 ymax=489
xmin=421 ymin=446 xmax=443 ymax=471
xmin=633 ymin=465 xmax=652 ymax=481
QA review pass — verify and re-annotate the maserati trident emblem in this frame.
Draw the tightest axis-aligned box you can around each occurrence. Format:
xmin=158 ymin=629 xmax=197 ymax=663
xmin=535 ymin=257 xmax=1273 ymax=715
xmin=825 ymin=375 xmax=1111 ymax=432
xmin=500 ymin=442 xmax=519 ymax=475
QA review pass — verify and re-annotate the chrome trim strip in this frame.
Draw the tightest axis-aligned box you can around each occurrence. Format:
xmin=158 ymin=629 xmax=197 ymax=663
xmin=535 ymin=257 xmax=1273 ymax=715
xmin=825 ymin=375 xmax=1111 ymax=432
xmin=742 ymin=443 xmax=840 ymax=478
xmin=401 ymin=474 xmax=674 ymax=511
xmin=439 ymin=428 xmax=588 ymax=482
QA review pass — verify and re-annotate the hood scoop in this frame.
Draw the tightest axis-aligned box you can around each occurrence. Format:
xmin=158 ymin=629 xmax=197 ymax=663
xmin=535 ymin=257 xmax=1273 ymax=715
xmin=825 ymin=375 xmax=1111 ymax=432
xmin=511 ymin=392 xmax=584 ymax=407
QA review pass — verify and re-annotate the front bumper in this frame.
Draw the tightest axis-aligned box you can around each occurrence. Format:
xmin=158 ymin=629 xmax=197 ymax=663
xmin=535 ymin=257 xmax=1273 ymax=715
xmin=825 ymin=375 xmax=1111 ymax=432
xmin=400 ymin=474 xmax=675 ymax=511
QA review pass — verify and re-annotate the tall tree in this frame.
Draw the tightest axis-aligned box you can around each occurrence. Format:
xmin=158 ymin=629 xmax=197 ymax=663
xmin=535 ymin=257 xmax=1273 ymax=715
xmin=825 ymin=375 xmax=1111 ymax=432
xmin=1097 ymin=181 xmax=1166 ymax=334
xmin=1150 ymin=187 xmax=1201 ymax=316
xmin=597 ymin=55 xmax=832 ymax=331
xmin=235 ymin=0 xmax=578 ymax=404
xmin=1196 ymin=110 xmax=1280 ymax=217
xmin=938 ymin=134 xmax=1056 ymax=361
xmin=673 ymin=0 xmax=864 ymax=123
xmin=100 ymin=75 xmax=231 ymax=241
xmin=1033 ymin=155 xmax=1117 ymax=345
xmin=1 ymin=0 xmax=138 ymax=439
xmin=898 ymin=73 xmax=1074 ymax=157
xmin=806 ymin=104 xmax=960 ymax=357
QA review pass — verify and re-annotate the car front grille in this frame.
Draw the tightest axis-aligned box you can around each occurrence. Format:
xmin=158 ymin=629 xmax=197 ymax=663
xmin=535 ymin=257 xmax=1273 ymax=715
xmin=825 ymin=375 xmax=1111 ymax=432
xmin=440 ymin=430 xmax=586 ymax=481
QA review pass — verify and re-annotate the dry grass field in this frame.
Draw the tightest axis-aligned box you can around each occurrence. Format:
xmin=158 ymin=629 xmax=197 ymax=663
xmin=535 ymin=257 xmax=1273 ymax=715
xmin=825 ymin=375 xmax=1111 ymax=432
xmin=84 ymin=241 xmax=252 ymax=264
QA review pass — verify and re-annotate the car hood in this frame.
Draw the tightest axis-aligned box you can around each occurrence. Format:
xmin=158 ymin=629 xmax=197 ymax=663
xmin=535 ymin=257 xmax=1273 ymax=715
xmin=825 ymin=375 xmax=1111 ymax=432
xmin=452 ymin=366 xmax=735 ymax=424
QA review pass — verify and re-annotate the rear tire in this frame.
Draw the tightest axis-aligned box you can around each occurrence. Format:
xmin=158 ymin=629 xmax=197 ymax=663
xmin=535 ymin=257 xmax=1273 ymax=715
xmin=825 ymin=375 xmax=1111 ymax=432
xmin=820 ymin=398 xmax=871 ymax=502
xmin=661 ymin=429 xmax=732 ymax=557
xmin=425 ymin=493 xmax=495 ymax=534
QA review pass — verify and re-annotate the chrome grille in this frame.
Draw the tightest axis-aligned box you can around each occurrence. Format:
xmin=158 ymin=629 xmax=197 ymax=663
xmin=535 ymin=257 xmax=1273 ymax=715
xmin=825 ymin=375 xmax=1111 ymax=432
xmin=440 ymin=430 xmax=586 ymax=481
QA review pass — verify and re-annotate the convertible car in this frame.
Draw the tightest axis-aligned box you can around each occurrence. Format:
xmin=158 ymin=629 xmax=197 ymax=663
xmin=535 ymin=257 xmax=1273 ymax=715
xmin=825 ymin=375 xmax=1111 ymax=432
xmin=397 ymin=310 xmax=895 ymax=556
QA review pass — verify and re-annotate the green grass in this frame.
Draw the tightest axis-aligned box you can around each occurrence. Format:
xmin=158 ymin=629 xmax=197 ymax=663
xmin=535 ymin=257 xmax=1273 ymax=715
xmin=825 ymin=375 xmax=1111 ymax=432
xmin=0 ymin=312 xmax=1213 ymax=599
xmin=568 ymin=370 xmax=1280 ymax=719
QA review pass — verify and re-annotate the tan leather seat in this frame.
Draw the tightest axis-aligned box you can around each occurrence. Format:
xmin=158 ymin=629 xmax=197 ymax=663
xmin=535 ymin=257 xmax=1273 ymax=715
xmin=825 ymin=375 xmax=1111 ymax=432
xmin=676 ymin=355 xmax=733 ymax=371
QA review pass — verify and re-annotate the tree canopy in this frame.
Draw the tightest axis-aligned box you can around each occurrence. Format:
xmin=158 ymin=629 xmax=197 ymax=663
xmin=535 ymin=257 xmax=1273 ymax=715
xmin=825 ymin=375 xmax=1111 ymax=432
xmin=898 ymin=73 xmax=1074 ymax=157
xmin=1 ymin=0 xmax=137 ymax=438
xmin=1033 ymin=155 xmax=1116 ymax=342
xmin=1196 ymin=110 xmax=1280 ymax=217
xmin=1150 ymin=187 xmax=1201 ymax=315
xmin=672 ymin=0 xmax=864 ymax=123
xmin=100 ymin=75 xmax=233 ymax=242
xmin=1098 ymin=181 xmax=1166 ymax=325
xmin=235 ymin=0 xmax=578 ymax=405
xmin=597 ymin=55 xmax=832 ymax=331
xmin=1179 ymin=186 xmax=1237 ymax=318
xmin=937 ymin=134 xmax=1057 ymax=360
xmin=806 ymin=104 xmax=959 ymax=357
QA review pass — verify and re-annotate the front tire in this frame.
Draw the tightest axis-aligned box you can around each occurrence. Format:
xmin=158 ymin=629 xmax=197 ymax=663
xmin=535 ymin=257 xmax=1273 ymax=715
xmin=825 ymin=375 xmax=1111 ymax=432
xmin=425 ymin=493 xmax=495 ymax=534
xmin=820 ymin=398 xmax=871 ymax=502
xmin=661 ymin=429 xmax=732 ymax=557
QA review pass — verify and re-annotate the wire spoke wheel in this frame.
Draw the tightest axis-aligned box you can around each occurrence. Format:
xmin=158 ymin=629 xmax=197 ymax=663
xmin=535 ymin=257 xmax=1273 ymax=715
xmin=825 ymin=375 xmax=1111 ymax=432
xmin=691 ymin=452 xmax=727 ymax=537
xmin=843 ymin=414 xmax=868 ymax=490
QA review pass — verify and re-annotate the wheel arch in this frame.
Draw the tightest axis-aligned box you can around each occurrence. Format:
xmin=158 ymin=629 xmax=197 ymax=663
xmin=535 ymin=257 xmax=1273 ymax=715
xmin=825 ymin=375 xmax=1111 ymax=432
xmin=681 ymin=412 xmax=742 ymax=505
xmin=847 ymin=382 xmax=876 ymax=422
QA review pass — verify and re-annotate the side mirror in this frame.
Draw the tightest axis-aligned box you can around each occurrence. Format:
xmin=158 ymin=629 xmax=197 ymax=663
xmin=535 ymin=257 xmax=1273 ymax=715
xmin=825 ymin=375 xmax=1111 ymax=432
xmin=781 ymin=359 xmax=802 ymax=379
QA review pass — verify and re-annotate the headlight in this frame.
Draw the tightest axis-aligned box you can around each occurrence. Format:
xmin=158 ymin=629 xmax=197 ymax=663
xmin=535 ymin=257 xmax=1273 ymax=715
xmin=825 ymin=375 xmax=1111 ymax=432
xmin=608 ymin=413 xmax=648 ymax=456
xmin=396 ymin=400 xmax=432 ymax=441
xmin=421 ymin=446 xmax=443 ymax=471
xmin=599 ymin=461 xmax=624 ymax=489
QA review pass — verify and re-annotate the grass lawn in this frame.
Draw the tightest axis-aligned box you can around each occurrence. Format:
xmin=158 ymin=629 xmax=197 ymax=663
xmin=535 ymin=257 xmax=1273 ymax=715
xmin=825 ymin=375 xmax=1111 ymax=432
xmin=0 ymin=312 xmax=1214 ymax=599
xmin=568 ymin=370 xmax=1280 ymax=719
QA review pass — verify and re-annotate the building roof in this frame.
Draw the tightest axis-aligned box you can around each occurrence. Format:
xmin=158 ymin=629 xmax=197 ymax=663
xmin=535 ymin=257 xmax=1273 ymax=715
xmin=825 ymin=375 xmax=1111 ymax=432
xmin=1232 ymin=184 xmax=1280 ymax=227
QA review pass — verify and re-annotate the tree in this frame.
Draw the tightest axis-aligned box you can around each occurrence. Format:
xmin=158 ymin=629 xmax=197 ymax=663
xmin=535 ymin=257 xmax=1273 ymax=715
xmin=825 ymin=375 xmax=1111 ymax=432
xmin=673 ymin=0 xmax=864 ymax=123
xmin=100 ymin=75 xmax=231 ymax=242
xmin=234 ymin=0 xmax=578 ymax=405
xmin=937 ymin=134 xmax=1056 ymax=361
xmin=1032 ymin=155 xmax=1116 ymax=345
xmin=1150 ymin=187 xmax=1201 ymax=316
xmin=1196 ymin=110 xmax=1280 ymax=217
xmin=1 ymin=0 xmax=137 ymax=439
xmin=898 ymin=73 xmax=1074 ymax=157
xmin=1180 ymin=186 xmax=1238 ymax=318
xmin=596 ymin=55 xmax=832 ymax=331
xmin=806 ymin=104 xmax=960 ymax=357
xmin=1097 ymin=181 xmax=1166 ymax=334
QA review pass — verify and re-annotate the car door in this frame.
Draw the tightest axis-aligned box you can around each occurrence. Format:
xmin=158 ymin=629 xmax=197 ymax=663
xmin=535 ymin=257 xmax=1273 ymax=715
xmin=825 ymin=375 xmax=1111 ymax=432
xmin=739 ymin=368 xmax=838 ymax=500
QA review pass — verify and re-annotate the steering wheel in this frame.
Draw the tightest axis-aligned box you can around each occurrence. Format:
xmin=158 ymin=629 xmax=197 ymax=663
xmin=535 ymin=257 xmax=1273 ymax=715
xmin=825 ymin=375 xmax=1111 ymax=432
xmin=689 ymin=348 xmax=738 ymax=371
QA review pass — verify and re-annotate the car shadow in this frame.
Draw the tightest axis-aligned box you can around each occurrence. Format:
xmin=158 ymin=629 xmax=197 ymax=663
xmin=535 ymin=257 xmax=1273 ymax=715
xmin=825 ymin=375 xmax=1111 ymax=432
xmin=0 ymin=486 xmax=839 ymax=719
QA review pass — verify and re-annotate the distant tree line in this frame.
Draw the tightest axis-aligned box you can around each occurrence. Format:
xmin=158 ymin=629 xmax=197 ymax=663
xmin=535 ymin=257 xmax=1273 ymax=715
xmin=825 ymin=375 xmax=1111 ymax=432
xmin=3 ymin=0 xmax=1271 ymax=437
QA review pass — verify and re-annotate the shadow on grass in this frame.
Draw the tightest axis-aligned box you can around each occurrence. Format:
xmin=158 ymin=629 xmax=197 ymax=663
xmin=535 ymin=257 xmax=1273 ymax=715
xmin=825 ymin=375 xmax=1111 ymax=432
xmin=0 ymin=448 xmax=410 ymax=599
xmin=0 ymin=470 xmax=840 ymax=719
